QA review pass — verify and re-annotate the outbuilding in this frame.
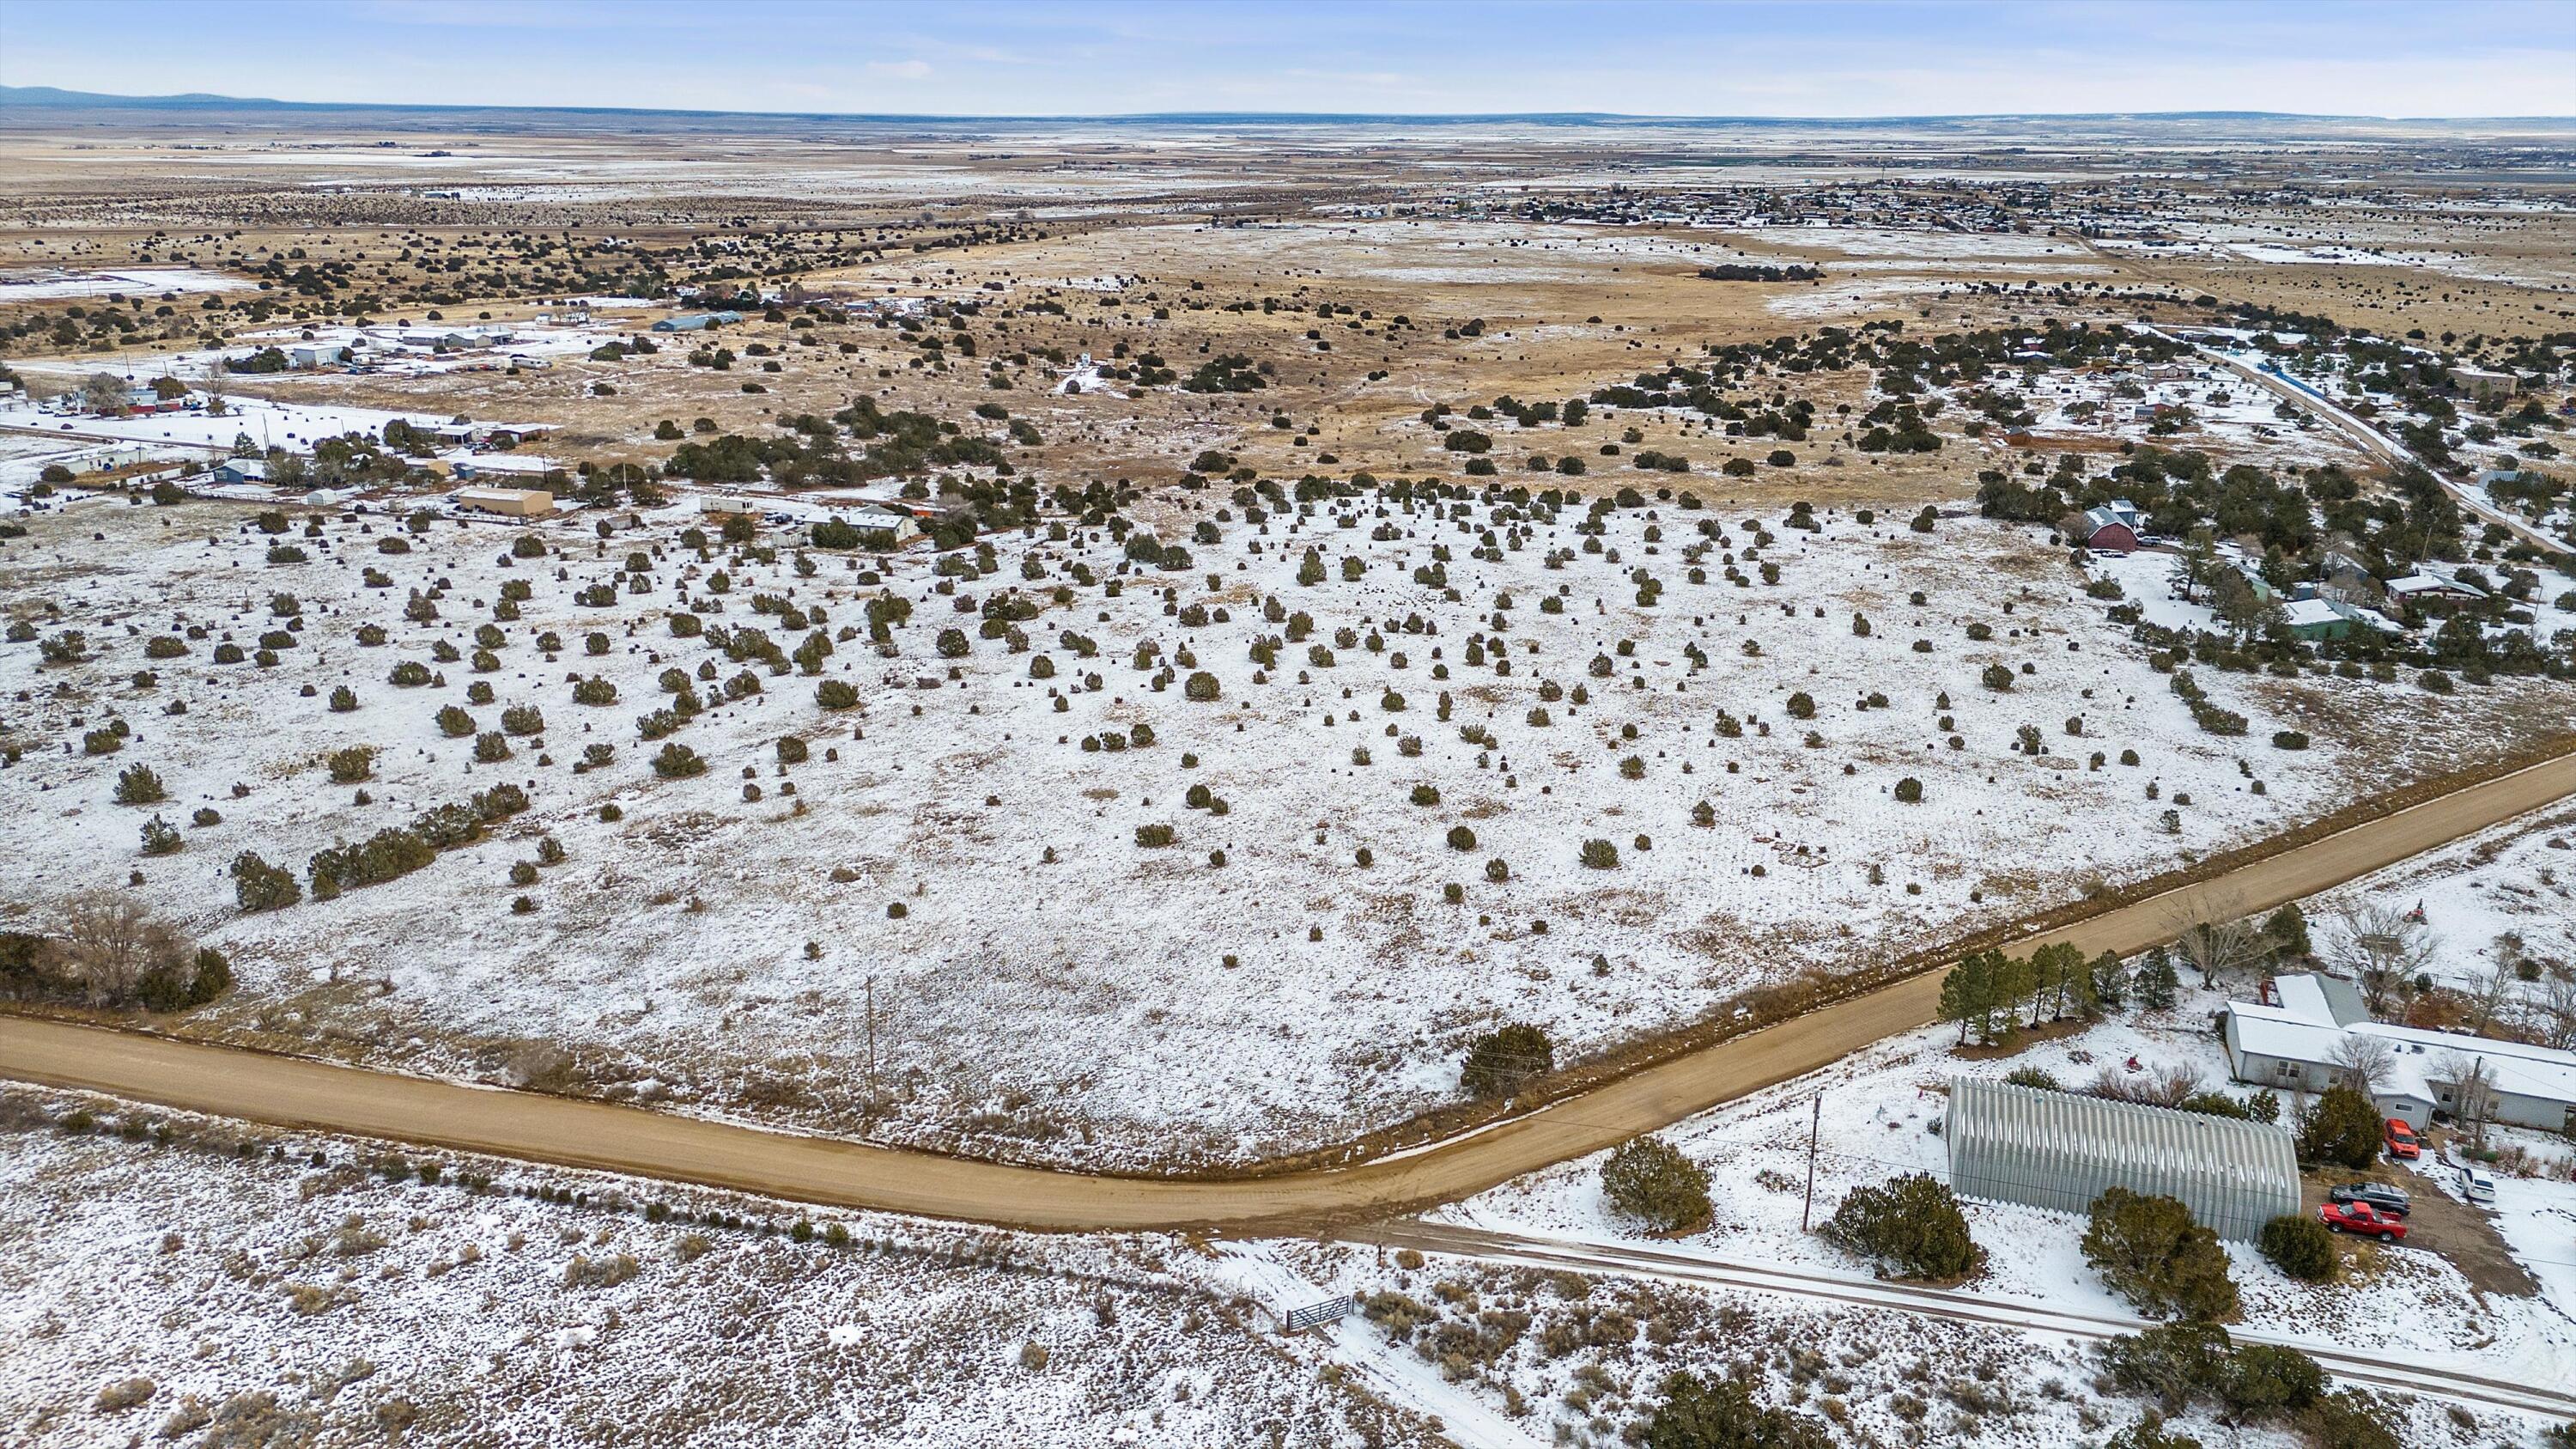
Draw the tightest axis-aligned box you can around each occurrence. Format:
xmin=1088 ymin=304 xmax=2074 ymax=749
xmin=650 ymin=310 xmax=744 ymax=333
xmin=2079 ymin=499 xmax=2144 ymax=553
xmin=1945 ymin=1077 xmax=2300 ymax=1241
xmin=454 ymin=486 xmax=556 ymax=519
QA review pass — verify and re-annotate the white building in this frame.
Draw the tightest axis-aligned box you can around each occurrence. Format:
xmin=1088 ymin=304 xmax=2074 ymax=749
xmin=2220 ymin=972 xmax=2576 ymax=1134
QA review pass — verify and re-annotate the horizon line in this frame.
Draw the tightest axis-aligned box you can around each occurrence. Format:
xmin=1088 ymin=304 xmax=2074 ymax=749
xmin=7 ymin=83 xmax=2576 ymax=127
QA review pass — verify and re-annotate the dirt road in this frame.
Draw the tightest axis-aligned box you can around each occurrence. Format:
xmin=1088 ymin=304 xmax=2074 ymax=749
xmin=7 ymin=749 xmax=2574 ymax=1233
xmin=2179 ymin=340 xmax=2572 ymax=557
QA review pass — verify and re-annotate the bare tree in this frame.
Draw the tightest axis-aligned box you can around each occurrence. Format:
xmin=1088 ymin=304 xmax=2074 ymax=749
xmin=199 ymin=367 xmax=228 ymax=418
xmin=2529 ymin=968 xmax=2576 ymax=1052
xmin=2464 ymin=965 xmax=2515 ymax=1038
xmin=2330 ymin=1032 xmax=2397 ymax=1095
xmin=2169 ymin=904 xmax=2263 ymax=988
xmin=2090 ymin=1062 xmax=2202 ymax=1108
xmin=81 ymin=371 xmax=129 ymax=417
xmin=2443 ymin=1052 xmax=2500 ymax=1152
xmin=2325 ymin=903 xmax=2440 ymax=1018
xmin=44 ymin=892 xmax=187 ymax=1008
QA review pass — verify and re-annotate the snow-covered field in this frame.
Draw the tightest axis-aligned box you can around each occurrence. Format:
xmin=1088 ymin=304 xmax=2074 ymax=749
xmin=0 ymin=1089 xmax=1431 ymax=1449
xmin=0 ymin=478 xmax=2558 ymax=1169
xmin=0 ymin=266 xmax=252 ymax=301
xmin=4 ymin=396 xmax=444 ymax=452
xmin=2304 ymin=803 xmax=2576 ymax=1008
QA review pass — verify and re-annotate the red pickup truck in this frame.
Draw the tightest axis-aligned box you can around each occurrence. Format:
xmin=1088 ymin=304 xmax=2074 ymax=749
xmin=2318 ymin=1202 xmax=2409 ymax=1242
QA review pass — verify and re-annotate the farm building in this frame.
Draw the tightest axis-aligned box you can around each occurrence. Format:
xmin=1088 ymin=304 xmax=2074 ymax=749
xmin=2078 ymin=499 xmax=2143 ymax=552
xmin=1945 ymin=1077 xmax=2300 ymax=1241
xmin=651 ymin=310 xmax=744 ymax=333
xmin=2221 ymin=973 xmax=2576 ymax=1134
xmin=121 ymin=386 xmax=193 ymax=417
xmin=453 ymin=487 xmax=556 ymax=519
xmin=210 ymin=459 xmax=266 ymax=484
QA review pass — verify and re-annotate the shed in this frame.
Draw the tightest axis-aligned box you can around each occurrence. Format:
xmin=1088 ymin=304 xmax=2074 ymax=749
xmin=212 ymin=459 xmax=266 ymax=485
xmin=1945 ymin=1078 xmax=2299 ymax=1241
xmin=455 ymin=486 xmax=555 ymax=519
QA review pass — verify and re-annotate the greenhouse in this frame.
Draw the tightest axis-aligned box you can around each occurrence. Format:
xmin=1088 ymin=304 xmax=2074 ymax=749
xmin=1945 ymin=1077 xmax=2300 ymax=1241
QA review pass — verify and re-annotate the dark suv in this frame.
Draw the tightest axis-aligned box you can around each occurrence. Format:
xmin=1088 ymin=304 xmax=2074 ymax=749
xmin=2327 ymin=1182 xmax=2411 ymax=1218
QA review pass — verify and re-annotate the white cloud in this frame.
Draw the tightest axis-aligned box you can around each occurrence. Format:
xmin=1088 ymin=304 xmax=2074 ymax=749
xmin=865 ymin=59 xmax=933 ymax=82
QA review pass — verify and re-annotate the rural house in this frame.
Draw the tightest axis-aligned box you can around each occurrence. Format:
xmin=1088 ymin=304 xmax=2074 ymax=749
xmin=2220 ymin=972 xmax=2576 ymax=1134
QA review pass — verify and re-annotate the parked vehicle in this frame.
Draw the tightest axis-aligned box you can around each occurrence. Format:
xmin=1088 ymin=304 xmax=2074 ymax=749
xmin=2384 ymin=1118 xmax=2422 ymax=1160
xmin=2318 ymin=1202 xmax=2409 ymax=1242
xmin=2459 ymin=1165 xmax=2496 ymax=1205
xmin=2326 ymin=1182 xmax=2411 ymax=1218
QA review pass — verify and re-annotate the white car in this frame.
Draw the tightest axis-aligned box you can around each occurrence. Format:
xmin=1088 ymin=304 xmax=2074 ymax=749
xmin=2459 ymin=1165 xmax=2496 ymax=1205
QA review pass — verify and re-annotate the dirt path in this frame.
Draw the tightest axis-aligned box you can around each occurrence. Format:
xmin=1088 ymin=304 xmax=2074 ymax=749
xmin=7 ymin=749 xmax=2574 ymax=1234
xmin=1348 ymin=1221 xmax=2576 ymax=1422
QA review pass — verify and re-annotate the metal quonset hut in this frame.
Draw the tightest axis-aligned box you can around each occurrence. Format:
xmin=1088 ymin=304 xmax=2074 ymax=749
xmin=1946 ymin=1079 xmax=2300 ymax=1242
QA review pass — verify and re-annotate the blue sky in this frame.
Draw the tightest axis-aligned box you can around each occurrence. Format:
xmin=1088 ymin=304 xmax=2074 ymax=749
xmin=3 ymin=1 xmax=2572 ymax=118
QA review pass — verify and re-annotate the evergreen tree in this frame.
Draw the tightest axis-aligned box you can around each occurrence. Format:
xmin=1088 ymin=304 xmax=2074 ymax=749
xmin=2089 ymin=949 xmax=2129 ymax=1009
xmin=1820 ymin=1172 xmax=1982 ymax=1280
xmin=2135 ymin=947 xmax=2180 ymax=1010
xmin=1937 ymin=955 xmax=1986 ymax=1044
xmin=2263 ymin=904 xmax=2312 ymax=961
xmin=2294 ymin=1085 xmax=2382 ymax=1170
xmin=1461 ymin=1022 xmax=1552 ymax=1099
xmin=2083 ymin=1187 xmax=2239 ymax=1321
xmin=1986 ymin=952 xmax=2036 ymax=1044
xmin=1601 ymin=1136 xmax=1712 ymax=1233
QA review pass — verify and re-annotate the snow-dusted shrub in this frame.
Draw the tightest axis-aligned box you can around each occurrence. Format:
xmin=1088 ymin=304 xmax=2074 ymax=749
xmin=1600 ymin=1135 xmax=1711 ymax=1233
xmin=1820 ymin=1172 xmax=1983 ymax=1282
xmin=2081 ymin=1187 xmax=2238 ymax=1322
xmin=2257 ymin=1214 xmax=2336 ymax=1282
xmin=1460 ymin=1022 xmax=1552 ymax=1099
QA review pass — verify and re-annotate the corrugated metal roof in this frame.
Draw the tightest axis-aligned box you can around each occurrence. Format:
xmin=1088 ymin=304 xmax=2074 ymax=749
xmin=1947 ymin=1077 xmax=2300 ymax=1241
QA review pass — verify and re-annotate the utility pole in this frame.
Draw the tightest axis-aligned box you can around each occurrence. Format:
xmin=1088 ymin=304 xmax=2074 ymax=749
xmin=865 ymin=973 xmax=878 ymax=1114
xmin=1800 ymin=1092 xmax=1823 ymax=1233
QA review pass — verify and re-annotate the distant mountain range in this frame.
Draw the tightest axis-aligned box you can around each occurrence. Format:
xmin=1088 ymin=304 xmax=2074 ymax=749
xmin=5 ymin=84 xmax=2570 ymax=129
